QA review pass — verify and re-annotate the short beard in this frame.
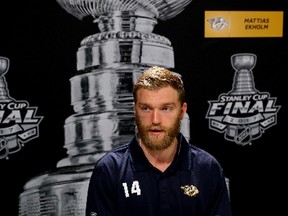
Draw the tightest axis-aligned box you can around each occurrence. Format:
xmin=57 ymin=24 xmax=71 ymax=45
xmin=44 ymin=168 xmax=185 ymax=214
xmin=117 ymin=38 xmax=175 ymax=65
xmin=135 ymin=114 xmax=182 ymax=151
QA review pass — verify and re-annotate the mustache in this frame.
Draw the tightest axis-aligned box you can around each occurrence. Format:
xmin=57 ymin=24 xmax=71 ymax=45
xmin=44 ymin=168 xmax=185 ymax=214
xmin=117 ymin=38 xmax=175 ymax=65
xmin=147 ymin=125 xmax=165 ymax=131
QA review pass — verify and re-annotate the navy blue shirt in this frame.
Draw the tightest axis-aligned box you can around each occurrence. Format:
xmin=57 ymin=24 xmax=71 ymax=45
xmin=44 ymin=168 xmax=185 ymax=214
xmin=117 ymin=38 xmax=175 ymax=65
xmin=86 ymin=133 xmax=232 ymax=216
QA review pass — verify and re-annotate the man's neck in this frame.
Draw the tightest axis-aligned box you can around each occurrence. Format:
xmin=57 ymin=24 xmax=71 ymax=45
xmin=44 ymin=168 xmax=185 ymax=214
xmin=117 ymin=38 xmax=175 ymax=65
xmin=139 ymin=139 xmax=178 ymax=172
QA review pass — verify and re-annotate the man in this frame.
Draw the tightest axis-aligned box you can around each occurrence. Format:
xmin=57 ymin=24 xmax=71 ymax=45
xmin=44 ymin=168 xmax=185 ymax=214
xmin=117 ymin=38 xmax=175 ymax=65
xmin=86 ymin=66 xmax=232 ymax=216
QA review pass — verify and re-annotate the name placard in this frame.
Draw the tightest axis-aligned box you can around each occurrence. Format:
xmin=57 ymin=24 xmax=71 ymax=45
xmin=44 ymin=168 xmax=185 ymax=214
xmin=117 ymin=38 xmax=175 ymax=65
xmin=204 ymin=11 xmax=283 ymax=38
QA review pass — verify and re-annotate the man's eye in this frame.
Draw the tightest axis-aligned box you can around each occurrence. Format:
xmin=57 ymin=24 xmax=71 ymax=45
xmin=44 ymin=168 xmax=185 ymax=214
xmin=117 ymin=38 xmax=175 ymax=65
xmin=162 ymin=107 xmax=172 ymax=111
xmin=142 ymin=107 xmax=150 ymax=111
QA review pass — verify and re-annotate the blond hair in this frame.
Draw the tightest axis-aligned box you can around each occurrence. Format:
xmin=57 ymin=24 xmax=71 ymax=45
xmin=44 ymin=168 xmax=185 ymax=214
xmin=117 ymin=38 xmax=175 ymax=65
xmin=133 ymin=66 xmax=185 ymax=105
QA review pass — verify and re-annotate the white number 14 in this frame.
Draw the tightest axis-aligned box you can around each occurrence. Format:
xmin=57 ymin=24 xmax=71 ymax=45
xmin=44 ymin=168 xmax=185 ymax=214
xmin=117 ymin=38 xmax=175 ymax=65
xmin=122 ymin=181 xmax=141 ymax=198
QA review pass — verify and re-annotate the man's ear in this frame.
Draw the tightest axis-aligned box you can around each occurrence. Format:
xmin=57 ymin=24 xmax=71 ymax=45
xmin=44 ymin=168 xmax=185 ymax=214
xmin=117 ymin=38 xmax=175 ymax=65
xmin=181 ymin=102 xmax=188 ymax=119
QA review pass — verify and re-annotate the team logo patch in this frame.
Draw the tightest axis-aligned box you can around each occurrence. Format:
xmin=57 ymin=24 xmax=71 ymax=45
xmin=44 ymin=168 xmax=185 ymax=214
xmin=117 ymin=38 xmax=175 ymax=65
xmin=181 ymin=185 xmax=199 ymax=197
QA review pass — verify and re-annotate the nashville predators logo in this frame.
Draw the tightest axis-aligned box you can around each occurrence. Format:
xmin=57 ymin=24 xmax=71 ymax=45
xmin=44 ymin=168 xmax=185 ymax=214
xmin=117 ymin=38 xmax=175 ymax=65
xmin=181 ymin=185 xmax=199 ymax=197
xmin=207 ymin=17 xmax=228 ymax=31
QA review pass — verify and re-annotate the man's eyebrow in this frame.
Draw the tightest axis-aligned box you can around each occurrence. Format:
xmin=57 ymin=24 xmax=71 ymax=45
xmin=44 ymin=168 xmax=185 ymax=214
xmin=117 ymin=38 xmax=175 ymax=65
xmin=161 ymin=102 xmax=176 ymax=106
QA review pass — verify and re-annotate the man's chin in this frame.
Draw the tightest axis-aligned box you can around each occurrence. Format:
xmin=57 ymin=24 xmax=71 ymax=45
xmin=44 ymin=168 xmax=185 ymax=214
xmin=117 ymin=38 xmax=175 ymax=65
xmin=148 ymin=134 xmax=164 ymax=141
xmin=145 ymin=137 xmax=159 ymax=143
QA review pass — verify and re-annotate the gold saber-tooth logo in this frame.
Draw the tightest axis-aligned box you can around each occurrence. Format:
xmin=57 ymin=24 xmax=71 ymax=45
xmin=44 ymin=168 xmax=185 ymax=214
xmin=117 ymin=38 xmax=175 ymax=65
xmin=181 ymin=185 xmax=199 ymax=197
xmin=207 ymin=17 xmax=228 ymax=31
xmin=0 ymin=57 xmax=43 ymax=159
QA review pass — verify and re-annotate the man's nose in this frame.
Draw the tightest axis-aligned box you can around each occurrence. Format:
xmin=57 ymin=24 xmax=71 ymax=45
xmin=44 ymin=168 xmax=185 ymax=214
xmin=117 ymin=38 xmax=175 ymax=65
xmin=152 ymin=110 xmax=161 ymax=124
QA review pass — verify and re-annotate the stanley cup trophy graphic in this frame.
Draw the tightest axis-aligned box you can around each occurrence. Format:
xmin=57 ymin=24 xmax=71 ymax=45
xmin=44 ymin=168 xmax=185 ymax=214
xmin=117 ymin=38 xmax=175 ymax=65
xmin=19 ymin=0 xmax=192 ymax=215
xmin=225 ymin=53 xmax=261 ymax=145
xmin=206 ymin=53 xmax=280 ymax=146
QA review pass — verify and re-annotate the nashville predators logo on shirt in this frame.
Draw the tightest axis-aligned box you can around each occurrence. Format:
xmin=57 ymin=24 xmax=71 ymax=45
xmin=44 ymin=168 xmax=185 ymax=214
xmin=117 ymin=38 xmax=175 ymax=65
xmin=181 ymin=185 xmax=199 ymax=197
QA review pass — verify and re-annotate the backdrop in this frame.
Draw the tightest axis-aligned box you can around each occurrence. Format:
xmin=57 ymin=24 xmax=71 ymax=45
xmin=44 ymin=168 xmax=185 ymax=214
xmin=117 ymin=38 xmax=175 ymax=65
xmin=1 ymin=0 xmax=287 ymax=215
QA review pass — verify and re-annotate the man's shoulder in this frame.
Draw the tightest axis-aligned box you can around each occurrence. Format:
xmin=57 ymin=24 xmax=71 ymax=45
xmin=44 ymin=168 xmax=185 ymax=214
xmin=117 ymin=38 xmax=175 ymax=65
xmin=96 ymin=143 xmax=130 ymax=166
xmin=187 ymin=143 xmax=220 ymax=165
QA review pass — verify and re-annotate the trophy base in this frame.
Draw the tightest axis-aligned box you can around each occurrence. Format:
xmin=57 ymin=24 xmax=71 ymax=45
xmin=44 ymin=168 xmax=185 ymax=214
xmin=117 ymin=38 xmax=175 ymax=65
xmin=19 ymin=165 xmax=94 ymax=216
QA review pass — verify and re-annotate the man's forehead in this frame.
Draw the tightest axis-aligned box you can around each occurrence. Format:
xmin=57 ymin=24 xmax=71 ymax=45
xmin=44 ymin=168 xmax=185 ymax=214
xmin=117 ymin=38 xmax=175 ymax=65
xmin=137 ymin=86 xmax=177 ymax=94
xmin=136 ymin=87 xmax=180 ymax=105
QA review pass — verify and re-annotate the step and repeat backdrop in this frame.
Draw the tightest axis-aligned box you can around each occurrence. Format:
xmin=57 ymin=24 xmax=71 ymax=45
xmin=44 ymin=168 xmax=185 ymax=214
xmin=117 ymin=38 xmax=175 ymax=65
xmin=1 ymin=0 xmax=287 ymax=215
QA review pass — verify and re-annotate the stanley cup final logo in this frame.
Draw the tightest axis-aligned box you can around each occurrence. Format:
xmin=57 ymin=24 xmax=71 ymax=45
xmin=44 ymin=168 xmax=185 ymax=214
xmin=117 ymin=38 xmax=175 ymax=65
xmin=206 ymin=53 xmax=281 ymax=146
xmin=0 ymin=57 xmax=43 ymax=159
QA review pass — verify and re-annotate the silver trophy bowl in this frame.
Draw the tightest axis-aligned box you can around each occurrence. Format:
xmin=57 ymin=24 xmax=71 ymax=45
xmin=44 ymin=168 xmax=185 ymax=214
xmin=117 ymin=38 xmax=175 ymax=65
xmin=56 ymin=0 xmax=192 ymax=21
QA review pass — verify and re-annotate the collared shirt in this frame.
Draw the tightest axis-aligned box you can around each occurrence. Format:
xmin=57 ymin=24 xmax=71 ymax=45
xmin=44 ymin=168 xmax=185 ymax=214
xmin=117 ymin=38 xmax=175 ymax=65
xmin=86 ymin=133 xmax=232 ymax=216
